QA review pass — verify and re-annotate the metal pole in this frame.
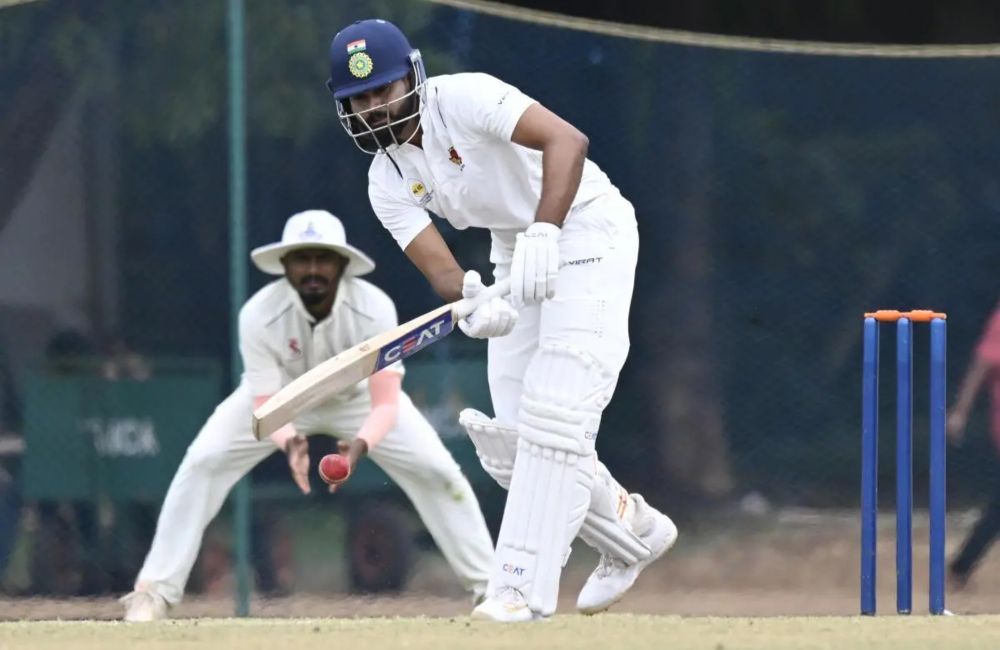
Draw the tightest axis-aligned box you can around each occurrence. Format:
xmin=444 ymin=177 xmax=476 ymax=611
xmin=861 ymin=317 xmax=879 ymax=615
xmin=227 ymin=0 xmax=252 ymax=617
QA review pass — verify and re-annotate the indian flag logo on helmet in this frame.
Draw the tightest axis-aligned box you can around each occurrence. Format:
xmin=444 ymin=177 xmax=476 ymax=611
xmin=346 ymin=39 xmax=366 ymax=54
xmin=348 ymin=52 xmax=374 ymax=78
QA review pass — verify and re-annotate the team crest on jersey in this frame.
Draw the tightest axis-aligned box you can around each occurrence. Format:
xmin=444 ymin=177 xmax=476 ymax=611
xmin=288 ymin=338 xmax=302 ymax=358
xmin=408 ymin=178 xmax=433 ymax=206
xmin=348 ymin=51 xmax=374 ymax=78
xmin=448 ymin=146 xmax=465 ymax=169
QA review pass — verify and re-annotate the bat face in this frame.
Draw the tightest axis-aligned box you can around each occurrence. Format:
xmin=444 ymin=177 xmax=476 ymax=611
xmin=251 ymin=277 xmax=509 ymax=441
xmin=375 ymin=311 xmax=454 ymax=370
xmin=252 ymin=305 xmax=454 ymax=440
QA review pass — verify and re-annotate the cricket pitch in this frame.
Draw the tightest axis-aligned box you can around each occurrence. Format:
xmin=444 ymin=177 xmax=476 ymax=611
xmin=3 ymin=614 xmax=1000 ymax=650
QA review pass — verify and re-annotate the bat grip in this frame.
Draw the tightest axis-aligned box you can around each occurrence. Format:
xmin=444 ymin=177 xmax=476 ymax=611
xmin=451 ymin=278 xmax=511 ymax=320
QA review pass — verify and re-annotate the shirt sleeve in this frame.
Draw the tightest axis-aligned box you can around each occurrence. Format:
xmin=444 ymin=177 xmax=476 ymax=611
xmin=443 ymin=73 xmax=537 ymax=142
xmin=239 ymin=307 xmax=284 ymax=396
xmin=976 ymin=304 xmax=1000 ymax=365
xmin=368 ymin=171 xmax=432 ymax=251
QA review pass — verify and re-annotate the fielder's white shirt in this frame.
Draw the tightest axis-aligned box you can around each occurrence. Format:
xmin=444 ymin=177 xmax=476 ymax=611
xmin=367 ymin=72 xmax=619 ymax=260
xmin=239 ymin=277 xmax=403 ymax=400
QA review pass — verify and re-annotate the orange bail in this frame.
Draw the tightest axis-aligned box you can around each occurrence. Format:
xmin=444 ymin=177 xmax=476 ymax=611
xmin=863 ymin=309 xmax=947 ymax=322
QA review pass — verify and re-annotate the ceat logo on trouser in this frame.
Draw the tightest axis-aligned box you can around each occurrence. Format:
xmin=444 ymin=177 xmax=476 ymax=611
xmin=375 ymin=312 xmax=453 ymax=370
xmin=502 ymin=563 xmax=525 ymax=576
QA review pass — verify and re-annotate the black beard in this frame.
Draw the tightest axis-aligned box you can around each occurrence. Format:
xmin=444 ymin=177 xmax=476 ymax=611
xmin=352 ymin=95 xmax=419 ymax=151
xmin=299 ymin=292 xmax=326 ymax=306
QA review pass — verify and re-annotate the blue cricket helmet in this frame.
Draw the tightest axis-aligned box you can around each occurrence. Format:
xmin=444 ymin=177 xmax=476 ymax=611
xmin=326 ymin=19 xmax=427 ymax=154
xmin=327 ymin=19 xmax=416 ymax=99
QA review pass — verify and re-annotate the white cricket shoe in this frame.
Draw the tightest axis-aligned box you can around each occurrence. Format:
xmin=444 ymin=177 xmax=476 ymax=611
xmin=471 ymin=586 xmax=536 ymax=622
xmin=120 ymin=588 xmax=169 ymax=622
xmin=576 ymin=496 xmax=678 ymax=615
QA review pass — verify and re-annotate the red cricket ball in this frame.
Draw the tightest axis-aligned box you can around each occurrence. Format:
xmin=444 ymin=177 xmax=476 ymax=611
xmin=318 ymin=453 xmax=351 ymax=484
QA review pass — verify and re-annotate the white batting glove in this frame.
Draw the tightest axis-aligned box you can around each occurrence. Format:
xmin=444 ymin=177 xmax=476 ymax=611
xmin=510 ymin=222 xmax=560 ymax=307
xmin=458 ymin=271 xmax=518 ymax=339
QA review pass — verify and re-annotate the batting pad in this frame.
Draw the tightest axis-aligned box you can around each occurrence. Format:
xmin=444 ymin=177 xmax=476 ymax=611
xmin=579 ymin=465 xmax=652 ymax=565
xmin=461 ymin=408 xmax=651 ymax=566
xmin=492 ymin=341 xmax=620 ymax=615
xmin=460 ymin=408 xmax=517 ymax=488
xmin=493 ymin=437 xmax=594 ymax=616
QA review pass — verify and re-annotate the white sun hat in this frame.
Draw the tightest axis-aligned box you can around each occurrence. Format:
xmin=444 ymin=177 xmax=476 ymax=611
xmin=250 ymin=210 xmax=376 ymax=277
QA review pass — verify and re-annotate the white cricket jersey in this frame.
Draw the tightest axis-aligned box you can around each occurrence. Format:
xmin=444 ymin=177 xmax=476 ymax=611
xmin=238 ymin=277 xmax=403 ymax=400
xmin=367 ymin=72 xmax=621 ymax=259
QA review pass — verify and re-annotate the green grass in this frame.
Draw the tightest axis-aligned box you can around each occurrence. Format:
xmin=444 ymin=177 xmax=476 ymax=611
xmin=2 ymin=614 xmax=1000 ymax=650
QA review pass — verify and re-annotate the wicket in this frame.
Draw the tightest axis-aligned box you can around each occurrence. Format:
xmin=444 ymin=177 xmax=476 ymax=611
xmin=860 ymin=309 xmax=947 ymax=616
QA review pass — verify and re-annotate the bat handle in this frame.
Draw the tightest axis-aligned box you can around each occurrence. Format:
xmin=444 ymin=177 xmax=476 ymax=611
xmin=451 ymin=278 xmax=511 ymax=320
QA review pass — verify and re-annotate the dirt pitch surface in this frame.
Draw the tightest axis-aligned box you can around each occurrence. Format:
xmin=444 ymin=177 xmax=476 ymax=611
xmin=3 ymin=615 xmax=1000 ymax=650
xmin=3 ymin=508 xmax=1000 ymax=648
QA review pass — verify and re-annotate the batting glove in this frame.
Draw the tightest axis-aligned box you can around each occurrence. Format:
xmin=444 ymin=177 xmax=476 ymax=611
xmin=510 ymin=222 xmax=560 ymax=307
xmin=458 ymin=270 xmax=518 ymax=339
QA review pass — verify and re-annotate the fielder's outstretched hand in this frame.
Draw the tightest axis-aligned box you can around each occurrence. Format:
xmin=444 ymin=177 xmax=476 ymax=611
xmin=284 ymin=434 xmax=311 ymax=495
xmin=327 ymin=439 xmax=369 ymax=493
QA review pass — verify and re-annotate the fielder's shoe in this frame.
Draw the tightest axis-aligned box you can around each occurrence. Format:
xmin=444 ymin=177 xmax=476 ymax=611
xmin=576 ymin=495 xmax=678 ymax=614
xmin=471 ymin=586 xmax=535 ymax=622
xmin=120 ymin=588 xmax=168 ymax=622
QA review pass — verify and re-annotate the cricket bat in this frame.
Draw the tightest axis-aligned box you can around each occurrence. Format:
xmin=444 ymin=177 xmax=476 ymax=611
xmin=252 ymin=278 xmax=511 ymax=440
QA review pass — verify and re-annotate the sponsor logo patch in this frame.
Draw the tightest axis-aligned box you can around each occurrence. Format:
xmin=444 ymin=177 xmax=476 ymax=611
xmin=375 ymin=312 xmax=454 ymax=369
xmin=502 ymin=563 xmax=526 ymax=576
xmin=408 ymin=178 xmax=433 ymax=205
xmin=563 ymin=256 xmax=603 ymax=267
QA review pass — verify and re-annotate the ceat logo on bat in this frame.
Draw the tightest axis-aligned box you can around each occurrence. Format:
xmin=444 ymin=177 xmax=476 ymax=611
xmin=375 ymin=312 xmax=454 ymax=370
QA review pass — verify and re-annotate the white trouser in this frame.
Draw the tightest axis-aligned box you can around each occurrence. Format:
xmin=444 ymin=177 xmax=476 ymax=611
xmin=135 ymin=383 xmax=493 ymax=604
xmin=486 ymin=191 xmax=642 ymax=613
xmin=488 ymin=192 xmax=638 ymax=448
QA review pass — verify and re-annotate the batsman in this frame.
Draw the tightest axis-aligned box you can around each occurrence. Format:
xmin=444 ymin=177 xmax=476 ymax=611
xmin=327 ymin=19 xmax=677 ymax=621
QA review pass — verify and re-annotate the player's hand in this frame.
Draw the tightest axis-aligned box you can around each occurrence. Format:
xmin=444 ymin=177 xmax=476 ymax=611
xmin=284 ymin=434 xmax=311 ymax=495
xmin=510 ymin=222 xmax=560 ymax=307
xmin=946 ymin=409 xmax=968 ymax=445
xmin=458 ymin=270 xmax=518 ymax=338
xmin=328 ymin=439 xmax=368 ymax=493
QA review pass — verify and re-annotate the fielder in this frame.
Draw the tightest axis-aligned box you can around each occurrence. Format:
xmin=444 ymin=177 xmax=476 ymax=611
xmin=326 ymin=19 xmax=678 ymax=621
xmin=120 ymin=210 xmax=493 ymax=621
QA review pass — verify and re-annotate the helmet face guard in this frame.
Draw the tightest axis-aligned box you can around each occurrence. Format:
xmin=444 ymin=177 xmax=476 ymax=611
xmin=328 ymin=50 xmax=427 ymax=155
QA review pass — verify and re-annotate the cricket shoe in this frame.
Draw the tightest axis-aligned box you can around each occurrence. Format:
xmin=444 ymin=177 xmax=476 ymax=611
xmin=120 ymin=588 xmax=169 ymax=622
xmin=576 ymin=495 xmax=678 ymax=614
xmin=471 ymin=586 xmax=539 ymax=622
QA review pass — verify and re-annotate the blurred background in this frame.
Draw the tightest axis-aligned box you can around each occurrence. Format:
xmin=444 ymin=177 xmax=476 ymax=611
xmin=1 ymin=0 xmax=999 ymax=618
